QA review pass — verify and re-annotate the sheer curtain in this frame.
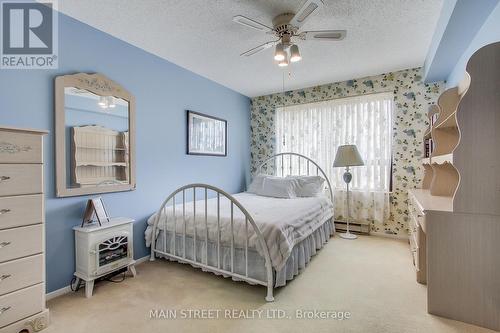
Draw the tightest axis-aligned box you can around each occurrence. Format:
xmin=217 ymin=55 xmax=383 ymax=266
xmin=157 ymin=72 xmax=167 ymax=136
xmin=275 ymin=93 xmax=393 ymax=225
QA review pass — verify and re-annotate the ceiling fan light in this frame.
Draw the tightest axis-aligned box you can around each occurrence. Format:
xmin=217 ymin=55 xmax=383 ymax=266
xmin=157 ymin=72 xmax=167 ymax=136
xmin=290 ymin=44 xmax=302 ymax=62
xmin=107 ymin=96 xmax=116 ymax=108
xmin=274 ymin=43 xmax=285 ymax=61
xmin=278 ymin=57 xmax=289 ymax=67
xmin=98 ymin=96 xmax=107 ymax=107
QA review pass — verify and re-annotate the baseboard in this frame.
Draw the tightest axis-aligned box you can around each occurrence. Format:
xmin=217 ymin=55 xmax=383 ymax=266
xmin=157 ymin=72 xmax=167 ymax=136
xmin=46 ymin=285 xmax=72 ymax=301
xmin=46 ymin=255 xmax=150 ymax=301
xmin=135 ymin=255 xmax=150 ymax=265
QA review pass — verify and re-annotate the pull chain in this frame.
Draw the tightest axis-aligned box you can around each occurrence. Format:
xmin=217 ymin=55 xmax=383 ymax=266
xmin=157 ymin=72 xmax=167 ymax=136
xmin=281 ymin=69 xmax=293 ymax=148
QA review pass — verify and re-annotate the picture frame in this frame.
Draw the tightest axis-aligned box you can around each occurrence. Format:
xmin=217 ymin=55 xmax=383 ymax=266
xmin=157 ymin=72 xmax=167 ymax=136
xmin=81 ymin=197 xmax=111 ymax=227
xmin=186 ymin=110 xmax=227 ymax=156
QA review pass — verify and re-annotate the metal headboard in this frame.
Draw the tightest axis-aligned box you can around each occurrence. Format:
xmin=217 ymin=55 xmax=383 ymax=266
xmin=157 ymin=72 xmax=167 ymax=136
xmin=257 ymin=152 xmax=334 ymax=201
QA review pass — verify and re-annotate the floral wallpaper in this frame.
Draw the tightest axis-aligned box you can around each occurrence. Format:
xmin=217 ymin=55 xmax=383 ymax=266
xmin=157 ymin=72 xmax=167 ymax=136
xmin=250 ymin=67 xmax=444 ymax=236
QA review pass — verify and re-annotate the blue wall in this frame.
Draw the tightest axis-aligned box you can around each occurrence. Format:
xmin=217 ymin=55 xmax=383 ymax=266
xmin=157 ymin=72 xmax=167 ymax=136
xmin=424 ymin=0 xmax=500 ymax=85
xmin=423 ymin=0 xmax=458 ymax=81
xmin=0 ymin=14 xmax=251 ymax=292
xmin=446 ymin=3 xmax=500 ymax=86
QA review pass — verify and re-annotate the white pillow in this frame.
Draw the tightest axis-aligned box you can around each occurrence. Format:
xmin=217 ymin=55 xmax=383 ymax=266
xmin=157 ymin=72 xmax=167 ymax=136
xmin=286 ymin=175 xmax=325 ymax=197
xmin=247 ymin=174 xmax=266 ymax=194
xmin=258 ymin=176 xmax=298 ymax=199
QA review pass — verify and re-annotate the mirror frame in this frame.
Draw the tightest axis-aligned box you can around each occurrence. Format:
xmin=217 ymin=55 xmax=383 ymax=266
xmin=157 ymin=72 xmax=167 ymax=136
xmin=55 ymin=72 xmax=136 ymax=197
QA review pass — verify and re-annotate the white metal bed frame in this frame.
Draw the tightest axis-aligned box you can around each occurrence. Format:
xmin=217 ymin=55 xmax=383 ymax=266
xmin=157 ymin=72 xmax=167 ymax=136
xmin=149 ymin=153 xmax=333 ymax=302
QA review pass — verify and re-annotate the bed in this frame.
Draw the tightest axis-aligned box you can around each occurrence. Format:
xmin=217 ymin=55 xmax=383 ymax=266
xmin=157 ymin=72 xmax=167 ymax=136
xmin=146 ymin=153 xmax=335 ymax=302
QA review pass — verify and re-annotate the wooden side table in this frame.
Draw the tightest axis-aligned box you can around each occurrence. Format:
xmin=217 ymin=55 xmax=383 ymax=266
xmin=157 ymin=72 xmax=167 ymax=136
xmin=73 ymin=217 xmax=136 ymax=297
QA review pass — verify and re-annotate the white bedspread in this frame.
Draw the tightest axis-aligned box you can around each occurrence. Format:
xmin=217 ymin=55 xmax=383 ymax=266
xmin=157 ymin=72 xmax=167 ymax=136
xmin=145 ymin=192 xmax=333 ymax=271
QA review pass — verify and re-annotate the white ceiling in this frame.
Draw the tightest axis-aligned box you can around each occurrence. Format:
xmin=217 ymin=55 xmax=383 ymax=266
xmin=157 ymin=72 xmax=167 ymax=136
xmin=58 ymin=0 xmax=444 ymax=97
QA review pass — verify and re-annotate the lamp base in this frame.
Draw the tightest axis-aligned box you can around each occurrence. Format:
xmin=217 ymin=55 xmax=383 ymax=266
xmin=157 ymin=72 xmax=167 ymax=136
xmin=339 ymin=231 xmax=358 ymax=240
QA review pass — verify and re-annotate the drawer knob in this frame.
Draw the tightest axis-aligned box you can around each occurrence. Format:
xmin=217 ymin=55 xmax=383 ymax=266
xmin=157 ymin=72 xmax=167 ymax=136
xmin=0 ymin=176 xmax=10 ymax=182
xmin=0 ymin=306 xmax=11 ymax=315
xmin=0 ymin=242 xmax=11 ymax=248
xmin=0 ymin=209 xmax=11 ymax=215
xmin=0 ymin=274 xmax=11 ymax=281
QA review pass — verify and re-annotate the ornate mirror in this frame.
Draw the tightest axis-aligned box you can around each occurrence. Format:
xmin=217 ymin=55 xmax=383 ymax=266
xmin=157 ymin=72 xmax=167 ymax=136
xmin=55 ymin=73 xmax=136 ymax=197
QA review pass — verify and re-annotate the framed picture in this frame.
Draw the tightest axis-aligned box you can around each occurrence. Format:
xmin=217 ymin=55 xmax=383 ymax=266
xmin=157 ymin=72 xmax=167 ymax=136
xmin=81 ymin=197 xmax=110 ymax=227
xmin=186 ymin=110 xmax=227 ymax=156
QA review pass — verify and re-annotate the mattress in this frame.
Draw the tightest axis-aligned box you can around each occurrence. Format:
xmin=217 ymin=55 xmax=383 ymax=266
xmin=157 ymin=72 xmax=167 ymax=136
xmin=145 ymin=192 xmax=333 ymax=270
xmin=154 ymin=219 xmax=334 ymax=287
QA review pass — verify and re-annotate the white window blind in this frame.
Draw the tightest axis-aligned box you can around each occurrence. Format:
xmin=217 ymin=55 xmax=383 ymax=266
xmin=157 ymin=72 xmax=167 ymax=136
xmin=275 ymin=93 xmax=393 ymax=224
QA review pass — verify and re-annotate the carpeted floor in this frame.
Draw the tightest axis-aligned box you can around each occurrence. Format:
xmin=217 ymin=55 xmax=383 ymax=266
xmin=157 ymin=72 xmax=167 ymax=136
xmin=46 ymin=235 xmax=494 ymax=333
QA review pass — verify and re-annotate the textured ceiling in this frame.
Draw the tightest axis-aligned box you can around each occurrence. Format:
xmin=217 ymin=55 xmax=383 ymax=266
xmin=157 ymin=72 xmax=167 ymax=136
xmin=58 ymin=0 xmax=444 ymax=97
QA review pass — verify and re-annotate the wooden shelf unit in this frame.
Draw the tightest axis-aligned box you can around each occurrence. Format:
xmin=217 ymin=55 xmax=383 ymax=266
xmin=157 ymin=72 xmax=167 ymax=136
xmin=420 ymin=72 xmax=468 ymax=199
xmin=71 ymin=125 xmax=130 ymax=187
xmin=410 ymin=42 xmax=500 ymax=332
xmin=409 ymin=64 xmax=468 ymax=287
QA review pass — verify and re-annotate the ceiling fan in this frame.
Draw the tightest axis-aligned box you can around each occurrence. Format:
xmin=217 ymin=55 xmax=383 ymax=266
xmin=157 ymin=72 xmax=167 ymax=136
xmin=232 ymin=0 xmax=346 ymax=67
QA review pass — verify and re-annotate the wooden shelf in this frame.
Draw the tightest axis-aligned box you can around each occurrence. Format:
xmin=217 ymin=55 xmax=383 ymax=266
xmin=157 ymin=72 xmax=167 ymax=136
xmin=417 ymin=82 xmax=464 ymax=207
xmin=422 ymin=164 xmax=433 ymax=189
xmin=435 ymin=111 xmax=458 ymax=129
xmin=431 ymin=153 xmax=453 ymax=164
xmin=431 ymin=126 xmax=459 ymax=157
xmin=76 ymin=162 xmax=127 ymax=167
xmin=435 ymin=87 xmax=461 ymax=125
xmin=78 ymin=146 xmax=126 ymax=151
xmin=409 ymin=189 xmax=453 ymax=212
xmin=430 ymin=162 xmax=459 ymax=197
xmin=78 ymin=178 xmax=129 ymax=186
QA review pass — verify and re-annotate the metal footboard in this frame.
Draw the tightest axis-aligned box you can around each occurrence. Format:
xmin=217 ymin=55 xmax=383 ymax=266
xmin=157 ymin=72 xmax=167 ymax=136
xmin=149 ymin=183 xmax=275 ymax=302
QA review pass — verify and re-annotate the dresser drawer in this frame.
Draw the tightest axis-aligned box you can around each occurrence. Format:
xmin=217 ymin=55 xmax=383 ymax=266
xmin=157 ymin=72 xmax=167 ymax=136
xmin=0 ymin=164 xmax=42 ymax=197
xmin=0 ymin=195 xmax=43 ymax=230
xmin=0 ymin=131 xmax=43 ymax=164
xmin=0 ymin=225 xmax=43 ymax=263
xmin=0 ymin=283 xmax=44 ymax=328
xmin=409 ymin=200 xmax=425 ymax=231
xmin=0 ymin=255 xmax=43 ymax=296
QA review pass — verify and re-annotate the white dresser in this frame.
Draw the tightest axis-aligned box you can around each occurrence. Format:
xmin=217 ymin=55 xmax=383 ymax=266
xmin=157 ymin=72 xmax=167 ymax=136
xmin=0 ymin=126 xmax=49 ymax=333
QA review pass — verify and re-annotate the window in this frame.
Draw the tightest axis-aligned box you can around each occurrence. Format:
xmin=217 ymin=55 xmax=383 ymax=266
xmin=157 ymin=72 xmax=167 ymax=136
xmin=275 ymin=93 xmax=393 ymax=224
xmin=275 ymin=93 xmax=393 ymax=193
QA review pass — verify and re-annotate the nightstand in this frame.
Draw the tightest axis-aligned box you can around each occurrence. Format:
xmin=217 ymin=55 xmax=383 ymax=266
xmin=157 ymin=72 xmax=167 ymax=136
xmin=73 ymin=217 xmax=136 ymax=297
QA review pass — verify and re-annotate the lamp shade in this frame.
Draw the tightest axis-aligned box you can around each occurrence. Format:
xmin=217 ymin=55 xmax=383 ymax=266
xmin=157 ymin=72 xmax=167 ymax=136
xmin=274 ymin=43 xmax=285 ymax=61
xmin=333 ymin=145 xmax=364 ymax=167
xmin=290 ymin=44 xmax=301 ymax=62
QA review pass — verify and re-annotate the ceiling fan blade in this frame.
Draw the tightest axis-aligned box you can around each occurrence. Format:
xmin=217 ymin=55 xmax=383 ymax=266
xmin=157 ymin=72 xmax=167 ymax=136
xmin=233 ymin=15 xmax=273 ymax=33
xmin=240 ymin=41 xmax=276 ymax=57
xmin=299 ymin=30 xmax=347 ymax=41
xmin=289 ymin=0 xmax=324 ymax=28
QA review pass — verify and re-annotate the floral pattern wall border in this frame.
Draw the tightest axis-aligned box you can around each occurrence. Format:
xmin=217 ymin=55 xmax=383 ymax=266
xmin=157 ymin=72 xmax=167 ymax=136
xmin=250 ymin=67 xmax=444 ymax=236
